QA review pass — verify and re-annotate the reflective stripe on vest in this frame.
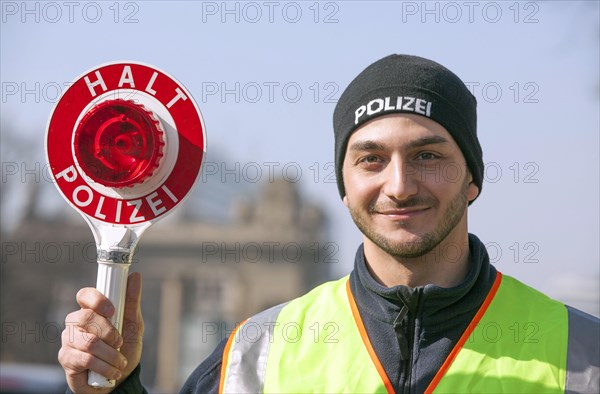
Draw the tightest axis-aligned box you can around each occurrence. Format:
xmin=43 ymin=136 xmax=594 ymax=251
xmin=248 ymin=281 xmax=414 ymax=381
xmin=220 ymin=272 xmax=586 ymax=393
xmin=219 ymin=276 xmax=389 ymax=393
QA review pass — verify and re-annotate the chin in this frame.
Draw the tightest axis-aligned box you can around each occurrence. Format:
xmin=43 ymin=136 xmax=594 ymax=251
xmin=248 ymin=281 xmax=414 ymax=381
xmin=365 ymin=229 xmax=441 ymax=258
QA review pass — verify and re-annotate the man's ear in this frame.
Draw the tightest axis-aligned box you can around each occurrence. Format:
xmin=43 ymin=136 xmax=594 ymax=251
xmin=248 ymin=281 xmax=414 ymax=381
xmin=467 ymin=183 xmax=479 ymax=202
xmin=343 ymin=195 xmax=349 ymax=208
xmin=466 ymin=171 xmax=479 ymax=202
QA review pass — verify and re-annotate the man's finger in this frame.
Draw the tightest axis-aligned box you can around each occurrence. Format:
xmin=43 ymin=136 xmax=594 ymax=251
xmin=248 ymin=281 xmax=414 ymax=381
xmin=63 ymin=312 xmax=123 ymax=348
xmin=60 ymin=347 xmax=123 ymax=381
xmin=76 ymin=287 xmax=114 ymax=317
xmin=65 ymin=329 xmax=128 ymax=370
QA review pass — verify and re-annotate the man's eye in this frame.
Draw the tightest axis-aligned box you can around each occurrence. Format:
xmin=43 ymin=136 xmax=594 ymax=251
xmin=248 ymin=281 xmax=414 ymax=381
xmin=418 ymin=152 xmax=438 ymax=160
xmin=360 ymin=155 xmax=382 ymax=164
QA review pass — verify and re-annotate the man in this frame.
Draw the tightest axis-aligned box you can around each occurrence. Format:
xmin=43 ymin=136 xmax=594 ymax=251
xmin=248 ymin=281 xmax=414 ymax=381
xmin=59 ymin=55 xmax=600 ymax=393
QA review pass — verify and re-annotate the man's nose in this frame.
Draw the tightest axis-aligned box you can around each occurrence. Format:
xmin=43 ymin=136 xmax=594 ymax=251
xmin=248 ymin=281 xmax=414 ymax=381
xmin=382 ymin=159 xmax=418 ymax=201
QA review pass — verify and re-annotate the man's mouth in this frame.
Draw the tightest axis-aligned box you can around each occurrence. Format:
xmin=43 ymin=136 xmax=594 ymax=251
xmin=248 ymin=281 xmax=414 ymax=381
xmin=376 ymin=207 xmax=430 ymax=218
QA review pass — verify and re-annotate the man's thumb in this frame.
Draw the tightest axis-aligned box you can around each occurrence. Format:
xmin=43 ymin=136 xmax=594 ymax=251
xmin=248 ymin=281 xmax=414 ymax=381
xmin=124 ymin=272 xmax=143 ymax=319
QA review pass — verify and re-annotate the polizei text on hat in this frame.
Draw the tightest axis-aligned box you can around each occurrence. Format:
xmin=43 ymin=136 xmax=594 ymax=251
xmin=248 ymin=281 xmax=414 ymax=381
xmin=354 ymin=96 xmax=433 ymax=125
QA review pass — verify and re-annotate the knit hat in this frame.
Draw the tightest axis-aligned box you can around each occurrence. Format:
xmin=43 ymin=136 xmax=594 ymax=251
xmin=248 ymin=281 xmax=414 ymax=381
xmin=333 ymin=54 xmax=483 ymax=202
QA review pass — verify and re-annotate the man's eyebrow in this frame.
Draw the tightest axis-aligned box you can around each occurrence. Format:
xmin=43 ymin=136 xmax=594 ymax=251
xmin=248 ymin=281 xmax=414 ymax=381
xmin=348 ymin=140 xmax=386 ymax=152
xmin=348 ymin=136 xmax=449 ymax=152
xmin=405 ymin=135 xmax=449 ymax=149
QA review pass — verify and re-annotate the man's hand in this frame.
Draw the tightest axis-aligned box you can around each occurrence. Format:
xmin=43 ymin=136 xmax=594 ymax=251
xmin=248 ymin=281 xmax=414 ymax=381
xmin=58 ymin=272 xmax=144 ymax=393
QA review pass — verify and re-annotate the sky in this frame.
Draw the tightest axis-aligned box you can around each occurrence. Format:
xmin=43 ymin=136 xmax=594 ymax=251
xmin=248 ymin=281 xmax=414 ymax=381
xmin=1 ymin=0 xmax=599 ymax=316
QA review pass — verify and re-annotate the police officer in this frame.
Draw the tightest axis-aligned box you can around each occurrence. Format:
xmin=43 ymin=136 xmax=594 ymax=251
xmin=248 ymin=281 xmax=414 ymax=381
xmin=59 ymin=55 xmax=600 ymax=393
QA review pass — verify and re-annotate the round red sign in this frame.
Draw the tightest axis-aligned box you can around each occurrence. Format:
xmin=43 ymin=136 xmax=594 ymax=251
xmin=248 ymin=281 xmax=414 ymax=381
xmin=46 ymin=62 xmax=206 ymax=225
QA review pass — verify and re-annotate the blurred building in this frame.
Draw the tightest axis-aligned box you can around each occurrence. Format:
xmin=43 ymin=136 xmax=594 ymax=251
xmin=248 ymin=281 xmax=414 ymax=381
xmin=137 ymin=179 xmax=331 ymax=390
xmin=0 ymin=176 xmax=333 ymax=392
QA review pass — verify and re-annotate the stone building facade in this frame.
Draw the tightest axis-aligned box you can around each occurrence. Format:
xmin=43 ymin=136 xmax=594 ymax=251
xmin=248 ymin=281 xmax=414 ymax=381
xmin=0 ymin=179 xmax=332 ymax=391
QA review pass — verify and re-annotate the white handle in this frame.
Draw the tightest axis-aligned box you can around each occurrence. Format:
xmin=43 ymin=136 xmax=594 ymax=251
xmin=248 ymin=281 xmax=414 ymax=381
xmin=88 ymin=260 xmax=130 ymax=388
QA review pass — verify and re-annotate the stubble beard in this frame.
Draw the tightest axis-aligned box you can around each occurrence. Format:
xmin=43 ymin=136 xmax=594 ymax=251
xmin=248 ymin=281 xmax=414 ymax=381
xmin=348 ymin=177 xmax=470 ymax=259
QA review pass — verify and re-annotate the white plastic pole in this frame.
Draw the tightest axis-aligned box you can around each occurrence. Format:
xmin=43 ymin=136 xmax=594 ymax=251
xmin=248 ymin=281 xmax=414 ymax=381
xmin=88 ymin=258 xmax=131 ymax=388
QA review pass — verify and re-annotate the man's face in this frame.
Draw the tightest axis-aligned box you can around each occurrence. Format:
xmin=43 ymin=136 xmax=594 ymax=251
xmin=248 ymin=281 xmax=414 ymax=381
xmin=342 ymin=114 xmax=479 ymax=259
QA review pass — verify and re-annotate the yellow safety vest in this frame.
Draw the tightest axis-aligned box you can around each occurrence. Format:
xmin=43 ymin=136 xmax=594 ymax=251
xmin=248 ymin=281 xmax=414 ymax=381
xmin=219 ymin=272 xmax=580 ymax=393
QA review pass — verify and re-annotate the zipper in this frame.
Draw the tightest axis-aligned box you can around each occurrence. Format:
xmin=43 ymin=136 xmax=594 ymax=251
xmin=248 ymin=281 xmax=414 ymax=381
xmin=395 ymin=288 xmax=421 ymax=394
xmin=402 ymin=313 xmax=416 ymax=394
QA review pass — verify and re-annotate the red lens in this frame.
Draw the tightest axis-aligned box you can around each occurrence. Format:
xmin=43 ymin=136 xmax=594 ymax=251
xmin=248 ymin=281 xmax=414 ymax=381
xmin=74 ymin=99 xmax=164 ymax=188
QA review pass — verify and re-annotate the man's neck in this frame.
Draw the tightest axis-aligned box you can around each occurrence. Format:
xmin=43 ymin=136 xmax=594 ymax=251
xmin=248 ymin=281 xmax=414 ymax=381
xmin=363 ymin=233 xmax=471 ymax=289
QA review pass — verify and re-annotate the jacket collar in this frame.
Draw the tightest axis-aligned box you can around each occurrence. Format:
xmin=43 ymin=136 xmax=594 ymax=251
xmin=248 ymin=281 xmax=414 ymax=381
xmin=352 ymin=233 xmax=496 ymax=327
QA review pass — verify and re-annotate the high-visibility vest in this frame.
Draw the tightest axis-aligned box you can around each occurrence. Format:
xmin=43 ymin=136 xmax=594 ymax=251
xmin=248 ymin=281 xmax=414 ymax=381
xmin=219 ymin=272 xmax=595 ymax=393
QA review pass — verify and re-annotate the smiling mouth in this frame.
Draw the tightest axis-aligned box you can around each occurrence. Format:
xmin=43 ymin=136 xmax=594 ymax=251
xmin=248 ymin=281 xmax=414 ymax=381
xmin=376 ymin=207 xmax=430 ymax=218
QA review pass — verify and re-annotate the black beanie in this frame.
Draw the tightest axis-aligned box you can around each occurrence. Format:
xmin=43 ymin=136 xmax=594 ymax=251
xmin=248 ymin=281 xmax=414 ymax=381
xmin=333 ymin=54 xmax=483 ymax=202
